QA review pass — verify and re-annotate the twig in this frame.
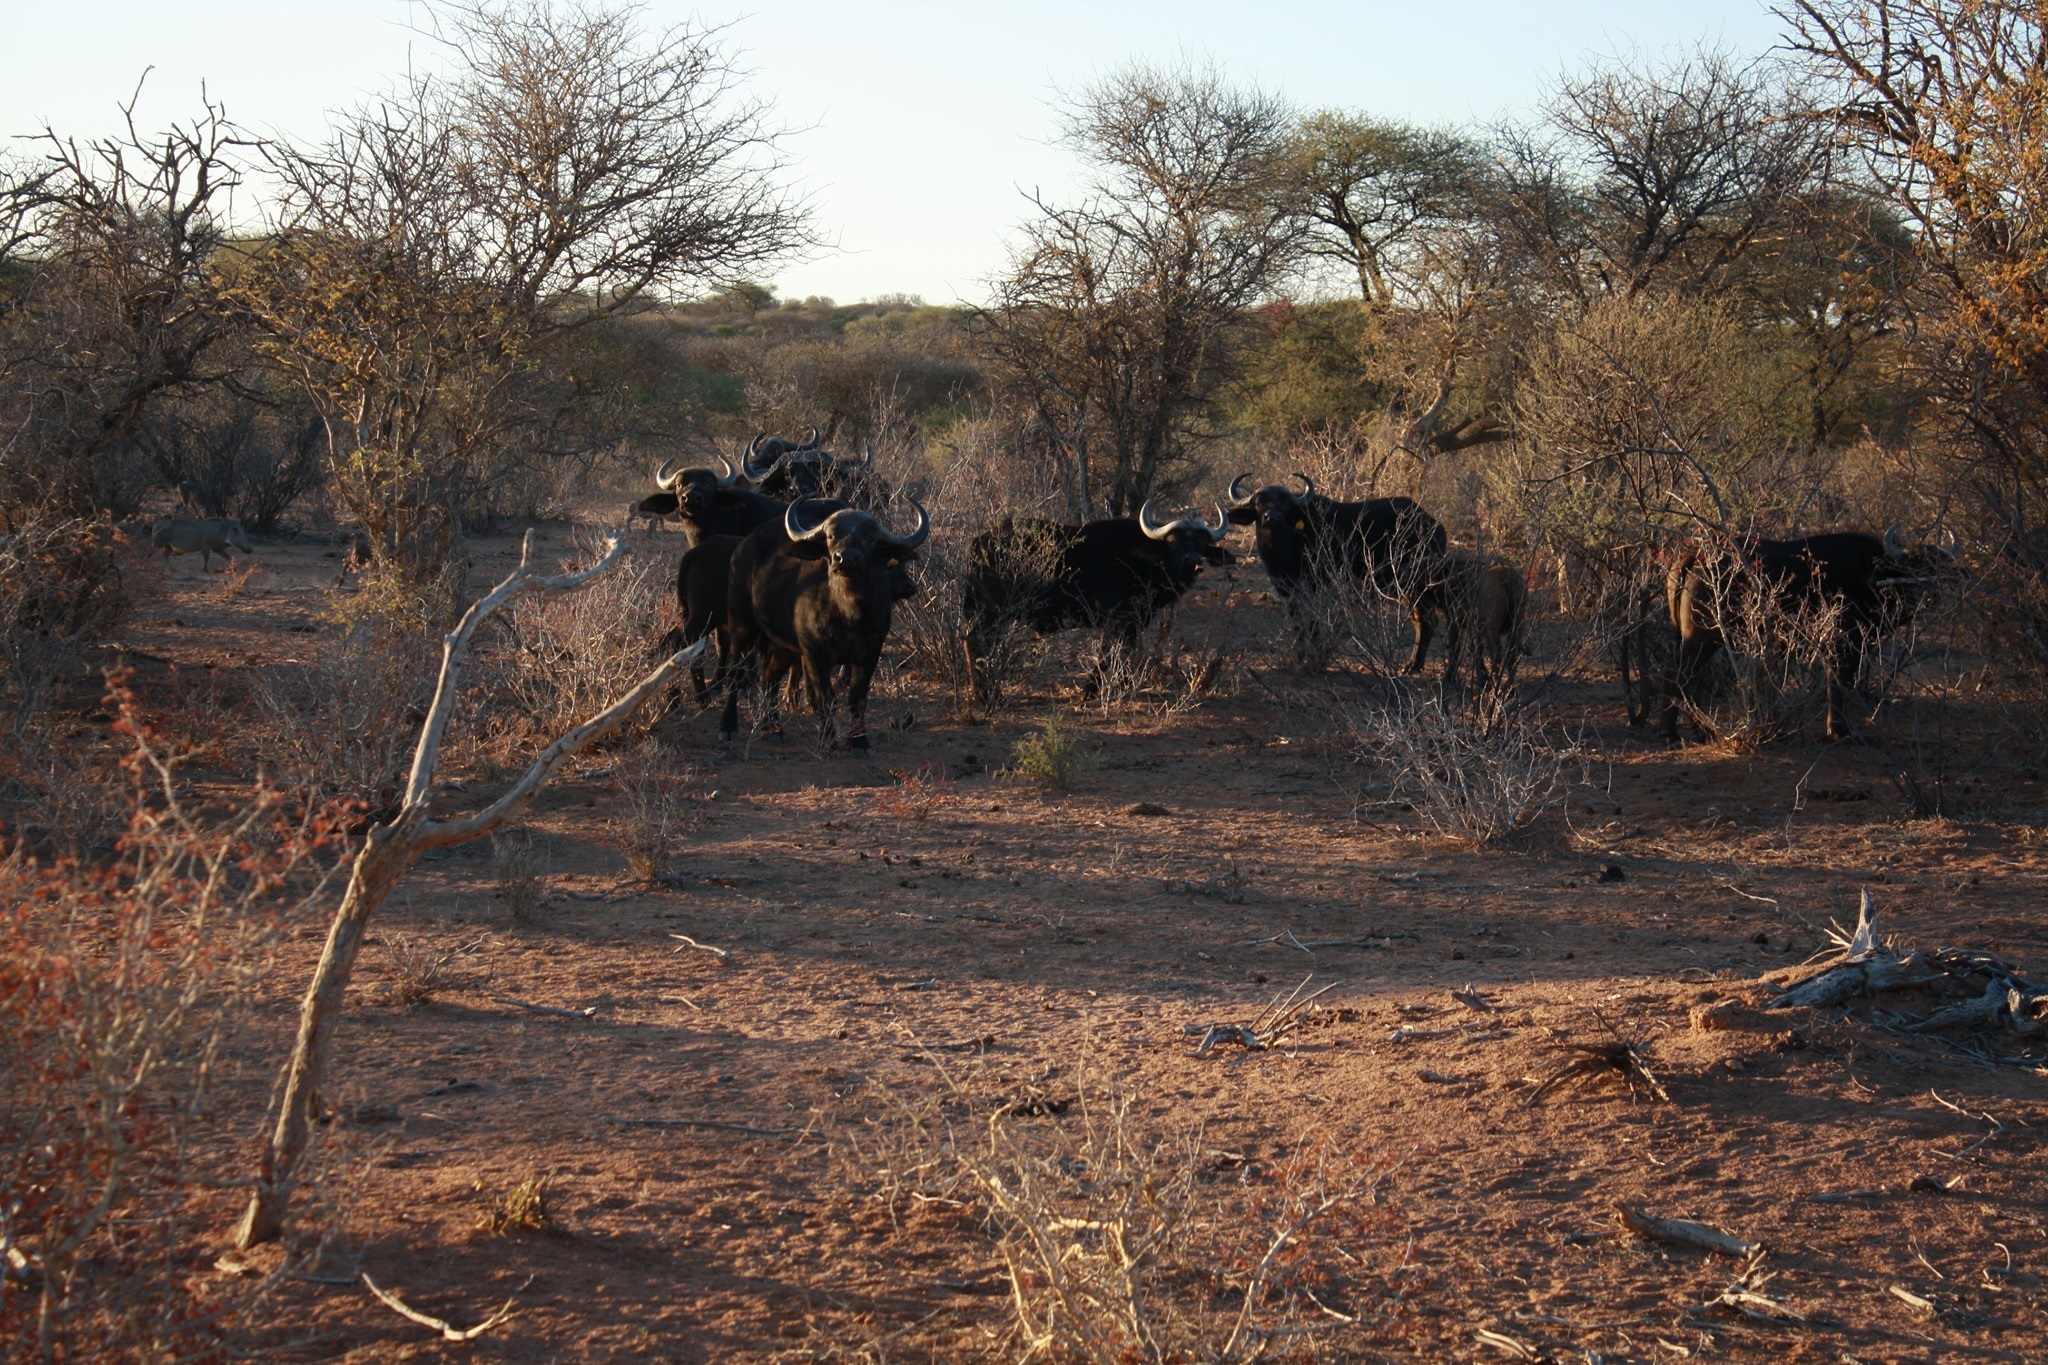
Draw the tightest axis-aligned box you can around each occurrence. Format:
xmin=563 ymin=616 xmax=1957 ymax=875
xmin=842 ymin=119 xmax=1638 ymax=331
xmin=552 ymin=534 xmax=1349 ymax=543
xmin=668 ymin=932 xmax=730 ymax=961
xmin=361 ymin=1272 xmax=520 ymax=1342
xmin=493 ymin=996 xmax=596 ymax=1019
xmin=600 ymin=1115 xmax=807 ymax=1136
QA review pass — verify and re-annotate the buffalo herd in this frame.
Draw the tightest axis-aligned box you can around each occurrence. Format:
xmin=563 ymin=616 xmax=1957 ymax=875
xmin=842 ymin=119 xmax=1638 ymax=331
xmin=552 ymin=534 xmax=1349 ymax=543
xmin=639 ymin=429 xmax=1959 ymax=751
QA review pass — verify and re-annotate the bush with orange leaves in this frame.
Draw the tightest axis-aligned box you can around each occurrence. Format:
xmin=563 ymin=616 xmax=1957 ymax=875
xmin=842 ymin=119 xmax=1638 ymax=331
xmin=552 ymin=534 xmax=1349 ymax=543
xmin=0 ymin=678 xmax=342 ymax=1362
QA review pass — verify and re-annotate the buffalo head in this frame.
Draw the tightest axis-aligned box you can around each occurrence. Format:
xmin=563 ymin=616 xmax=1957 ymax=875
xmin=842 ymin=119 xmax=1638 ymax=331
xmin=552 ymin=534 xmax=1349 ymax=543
xmin=1138 ymin=498 xmax=1233 ymax=581
xmin=784 ymin=495 xmax=931 ymax=600
xmin=654 ymin=452 xmax=746 ymax=520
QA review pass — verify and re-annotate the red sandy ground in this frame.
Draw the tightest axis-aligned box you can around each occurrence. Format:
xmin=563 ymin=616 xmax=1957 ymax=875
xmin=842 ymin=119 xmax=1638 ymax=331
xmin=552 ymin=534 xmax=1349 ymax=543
xmin=109 ymin=525 xmax=2048 ymax=1362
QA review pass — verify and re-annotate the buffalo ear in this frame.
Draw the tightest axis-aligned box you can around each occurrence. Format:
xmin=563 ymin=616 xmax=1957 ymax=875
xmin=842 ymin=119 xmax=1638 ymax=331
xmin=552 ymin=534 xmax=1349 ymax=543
xmin=1225 ymin=505 xmax=1257 ymax=525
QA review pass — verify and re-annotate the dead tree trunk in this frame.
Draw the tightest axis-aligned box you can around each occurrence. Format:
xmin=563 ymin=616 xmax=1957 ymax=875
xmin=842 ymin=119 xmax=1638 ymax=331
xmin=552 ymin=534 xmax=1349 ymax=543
xmin=234 ymin=529 xmax=703 ymax=1249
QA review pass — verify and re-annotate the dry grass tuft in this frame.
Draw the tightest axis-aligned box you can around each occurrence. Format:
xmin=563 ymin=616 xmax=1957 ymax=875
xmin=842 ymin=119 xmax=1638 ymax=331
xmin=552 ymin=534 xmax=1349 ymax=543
xmin=381 ymin=933 xmax=455 ymax=1008
xmin=1005 ymin=712 xmax=1080 ymax=792
xmin=481 ymin=1173 xmax=563 ymax=1237
xmin=491 ymin=832 xmax=548 ymax=923
xmin=610 ymin=742 xmax=706 ymax=881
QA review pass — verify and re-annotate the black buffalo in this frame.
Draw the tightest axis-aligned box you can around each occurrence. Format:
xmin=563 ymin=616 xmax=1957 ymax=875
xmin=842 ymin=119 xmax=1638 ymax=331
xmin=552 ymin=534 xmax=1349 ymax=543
xmin=739 ymin=427 xmax=888 ymax=508
xmin=666 ymin=533 xmax=745 ymax=707
xmin=1662 ymin=528 xmax=1958 ymax=741
xmin=962 ymin=501 xmax=1232 ymax=696
xmin=1224 ymin=472 xmax=1450 ymax=672
xmin=720 ymin=496 xmax=929 ymax=753
xmin=1438 ymin=549 xmax=1528 ymax=693
xmin=636 ymin=453 xmax=787 ymax=545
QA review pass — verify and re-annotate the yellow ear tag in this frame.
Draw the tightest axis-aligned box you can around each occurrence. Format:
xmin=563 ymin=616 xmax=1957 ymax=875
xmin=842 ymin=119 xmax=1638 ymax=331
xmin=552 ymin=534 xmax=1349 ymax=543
xmin=1293 ymin=519 xmax=1307 ymax=531
xmin=886 ymin=557 xmax=900 ymax=567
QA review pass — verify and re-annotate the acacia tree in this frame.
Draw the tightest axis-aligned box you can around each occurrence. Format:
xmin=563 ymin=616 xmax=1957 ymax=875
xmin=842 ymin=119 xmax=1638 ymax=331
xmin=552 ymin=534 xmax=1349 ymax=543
xmin=1288 ymin=111 xmax=1485 ymax=309
xmin=985 ymin=62 xmax=1302 ymax=516
xmin=235 ymin=0 xmax=812 ymax=578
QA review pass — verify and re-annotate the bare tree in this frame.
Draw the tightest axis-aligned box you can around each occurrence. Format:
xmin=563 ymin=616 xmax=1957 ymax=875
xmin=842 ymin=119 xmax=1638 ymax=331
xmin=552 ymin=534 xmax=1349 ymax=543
xmin=1502 ymin=49 xmax=1830 ymax=305
xmin=1781 ymin=1 xmax=2048 ymax=494
xmin=984 ymin=61 xmax=1302 ymax=516
xmin=234 ymin=531 xmax=704 ymax=1248
xmin=0 ymin=84 xmax=256 ymax=517
xmin=234 ymin=1 xmax=813 ymax=577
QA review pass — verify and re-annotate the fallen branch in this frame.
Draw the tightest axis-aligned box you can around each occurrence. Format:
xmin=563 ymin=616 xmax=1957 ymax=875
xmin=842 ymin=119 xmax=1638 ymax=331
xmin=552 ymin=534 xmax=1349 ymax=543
xmin=1451 ymin=983 xmax=1497 ymax=1012
xmin=600 ymin=1115 xmax=807 ymax=1137
xmin=1474 ymin=1326 xmax=1549 ymax=1360
xmin=1762 ymin=892 xmax=2048 ymax=1032
xmin=1615 ymin=1204 xmax=1761 ymax=1259
xmin=362 ymin=1272 xmax=519 ymax=1342
xmin=494 ymin=996 xmax=596 ymax=1020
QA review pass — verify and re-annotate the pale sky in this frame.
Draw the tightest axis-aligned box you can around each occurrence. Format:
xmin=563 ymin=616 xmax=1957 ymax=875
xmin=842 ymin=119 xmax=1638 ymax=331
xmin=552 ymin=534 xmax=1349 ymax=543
xmin=3 ymin=1 xmax=1787 ymax=306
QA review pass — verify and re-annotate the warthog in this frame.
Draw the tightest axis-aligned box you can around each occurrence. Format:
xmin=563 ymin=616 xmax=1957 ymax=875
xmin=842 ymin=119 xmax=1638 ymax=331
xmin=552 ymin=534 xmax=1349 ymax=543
xmin=151 ymin=516 xmax=252 ymax=572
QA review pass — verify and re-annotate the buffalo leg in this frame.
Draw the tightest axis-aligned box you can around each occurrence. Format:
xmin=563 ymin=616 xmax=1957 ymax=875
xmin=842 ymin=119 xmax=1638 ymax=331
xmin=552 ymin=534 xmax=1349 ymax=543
xmin=1403 ymin=599 xmax=1436 ymax=675
xmin=842 ymin=659 xmax=878 ymax=755
xmin=1662 ymin=635 xmax=1717 ymax=742
xmin=1825 ymin=635 xmax=1862 ymax=740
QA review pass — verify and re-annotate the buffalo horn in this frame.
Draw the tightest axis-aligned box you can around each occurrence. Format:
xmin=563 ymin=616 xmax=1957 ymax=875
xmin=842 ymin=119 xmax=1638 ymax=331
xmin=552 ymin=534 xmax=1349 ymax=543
xmin=1883 ymin=524 xmax=1903 ymax=558
xmin=1138 ymin=498 xmax=1174 ymax=539
xmin=1937 ymin=525 xmax=1960 ymax=559
xmin=654 ymin=456 xmax=687 ymax=491
xmin=861 ymin=441 xmax=874 ymax=469
xmin=799 ymin=424 xmax=822 ymax=450
xmin=1204 ymin=501 xmax=1230 ymax=542
xmin=1226 ymin=473 xmax=1257 ymax=506
xmin=784 ymin=497 xmax=834 ymax=545
xmin=715 ymin=453 xmax=738 ymax=486
xmin=885 ymin=496 xmax=931 ymax=550
xmin=742 ymin=433 xmax=776 ymax=481
xmin=1291 ymin=471 xmax=1315 ymax=499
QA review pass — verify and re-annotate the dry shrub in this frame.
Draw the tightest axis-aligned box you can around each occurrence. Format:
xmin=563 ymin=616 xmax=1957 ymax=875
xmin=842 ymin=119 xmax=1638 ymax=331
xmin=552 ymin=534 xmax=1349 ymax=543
xmin=379 ymin=934 xmax=455 ymax=1009
xmin=953 ymin=1088 xmax=1418 ymax=1362
xmin=610 ymin=741 xmax=705 ymax=881
xmin=871 ymin=761 xmax=954 ymax=822
xmin=0 ymin=516 xmax=148 ymax=729
xmin=0 ymin=519 xmax=158 ymax=861
xmin=1347 ymin=694 xmax=1580 ymax=845
xmin=212 ymin=557 xmax=262 ymax=601
xmin=248 ymin=608 xmax=437 ymax=809
xmin=0 ymin=687 xmax=338 ymax=1362
xmin=490 ymin=531 xmax=673 ymax=740
xmin=491 ymin=832 xmax=547 ymax=923
xmin=1497 ymin=295 xmax=1807 ymax=612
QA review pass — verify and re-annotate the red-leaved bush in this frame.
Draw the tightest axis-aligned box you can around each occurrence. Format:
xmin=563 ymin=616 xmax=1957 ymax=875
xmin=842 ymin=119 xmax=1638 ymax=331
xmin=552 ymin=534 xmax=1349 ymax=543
xmin=0 ymin=677 xmax=341 ymax=1362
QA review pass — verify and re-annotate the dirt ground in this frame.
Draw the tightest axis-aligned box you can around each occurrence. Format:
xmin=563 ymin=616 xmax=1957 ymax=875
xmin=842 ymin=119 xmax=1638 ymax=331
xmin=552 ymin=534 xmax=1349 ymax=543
xmin=108 ymin=523 xmax=2048 ymax=1362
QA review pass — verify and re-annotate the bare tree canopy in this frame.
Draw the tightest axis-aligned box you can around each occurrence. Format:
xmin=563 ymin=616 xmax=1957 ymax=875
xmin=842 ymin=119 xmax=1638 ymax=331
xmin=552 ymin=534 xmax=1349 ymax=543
xmin=1783 ymin=0 xmax=2048 ymax=529
xmin=1515 ymin=48 xmax=1830 ymax=303
xmin=985 ymin=61 xmax=1302 ymax=516
xmin=234 ymin=0 xmax=815 ymax=576
xmin=0 ymin=85 xmax=258 ymax=516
